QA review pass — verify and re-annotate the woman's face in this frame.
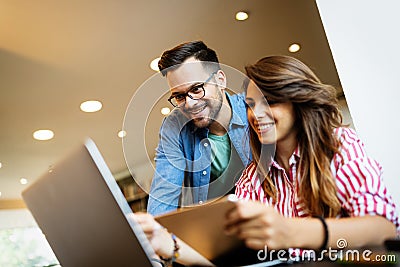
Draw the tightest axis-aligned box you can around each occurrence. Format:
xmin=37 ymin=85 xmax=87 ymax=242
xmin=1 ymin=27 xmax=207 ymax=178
xmin=245 ymin=81 xmax=297 ymax=146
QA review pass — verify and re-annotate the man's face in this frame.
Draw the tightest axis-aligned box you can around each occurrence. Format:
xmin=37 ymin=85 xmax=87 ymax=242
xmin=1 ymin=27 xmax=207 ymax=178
xmin=166 ymin=59 xmax=223 ymax=128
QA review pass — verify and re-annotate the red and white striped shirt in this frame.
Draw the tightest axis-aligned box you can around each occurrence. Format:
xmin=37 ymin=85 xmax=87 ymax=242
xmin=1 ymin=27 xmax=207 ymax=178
xmin=235 ymin=127 xmax=399 ymax=231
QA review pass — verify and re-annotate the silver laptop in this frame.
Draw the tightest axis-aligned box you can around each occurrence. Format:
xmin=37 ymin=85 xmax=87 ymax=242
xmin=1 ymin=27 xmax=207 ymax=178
xmin=22 ymin=138 xmax=156 ymax=267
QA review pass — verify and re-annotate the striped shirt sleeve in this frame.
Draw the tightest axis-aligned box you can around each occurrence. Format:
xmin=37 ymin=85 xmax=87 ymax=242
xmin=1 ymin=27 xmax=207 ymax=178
xmin=334 ymin=128 xmax=400 ymax=231
xmin=235 ymin=162 xmax=259 ymax=201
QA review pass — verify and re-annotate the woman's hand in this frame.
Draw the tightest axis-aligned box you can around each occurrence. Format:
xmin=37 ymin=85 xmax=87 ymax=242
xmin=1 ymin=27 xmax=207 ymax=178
xmin=224 ymin=201 xmax=294 ymax=250
xmin=133 ymin=212 xmax=174 ymax=259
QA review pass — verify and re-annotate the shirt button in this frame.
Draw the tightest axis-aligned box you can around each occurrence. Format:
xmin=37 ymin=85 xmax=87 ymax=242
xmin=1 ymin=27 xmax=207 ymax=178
xmin=199 ymin=201 xmax=203 ymax=204
xmin=202 ymin=171 xmax=207 ymax=175
xmin=204 ymin=143 xmax=209 ymax=147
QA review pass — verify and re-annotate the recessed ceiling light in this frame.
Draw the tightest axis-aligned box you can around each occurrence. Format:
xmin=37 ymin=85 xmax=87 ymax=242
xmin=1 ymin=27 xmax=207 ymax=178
xmin=33 ymin=129 xmax=54 ymax=141
xmin=80 ymin=100 xmax=102 ymax=113
xmin=235 ymin=11 xmax=249 ymax=21
xmin=20 ymin=178 xmax=28 ymax=185
xmin=0 ymin=162 xmax=2 ymax=168
xmin=118 ymin=130 xmax=127 ymax=138
xmin=150 ymin=57 xmax=161 ymax=72
xmin=289 ymin=43 xmax=301 ymax=53
xmin=0 ymin=191 xmax=2 ymax=197
xmin=161 ymin=107 xmax=171 ymax=116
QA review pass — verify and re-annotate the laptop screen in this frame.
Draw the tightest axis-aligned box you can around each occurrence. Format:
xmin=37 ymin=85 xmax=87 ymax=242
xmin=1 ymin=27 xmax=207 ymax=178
xmin=22 ymin=138 xmax=156 ymax=267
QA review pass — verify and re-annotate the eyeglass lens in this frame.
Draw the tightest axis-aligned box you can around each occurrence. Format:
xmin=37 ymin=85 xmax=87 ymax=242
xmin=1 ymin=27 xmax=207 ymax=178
xmin=169 ymin=71 xmax=217 ymax=108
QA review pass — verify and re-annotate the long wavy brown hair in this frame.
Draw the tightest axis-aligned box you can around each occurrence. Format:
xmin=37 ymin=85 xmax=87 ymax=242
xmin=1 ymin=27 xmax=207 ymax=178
xmin=245 ymin=55 xmax=344 ymax=217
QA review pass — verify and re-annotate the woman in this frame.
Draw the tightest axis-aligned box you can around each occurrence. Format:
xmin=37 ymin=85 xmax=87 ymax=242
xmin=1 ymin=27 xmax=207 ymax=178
xmin=136 ymin=55 xmax=399 ymax=266
xmin=225 ymin=55 xmax=399 ymax=251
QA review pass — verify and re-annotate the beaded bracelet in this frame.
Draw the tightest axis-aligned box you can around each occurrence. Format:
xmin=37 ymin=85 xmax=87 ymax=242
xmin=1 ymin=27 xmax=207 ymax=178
xmin=160 ymin=233 xmax=180 ymax=266
xmin=313 ymin=215 xmax=329 ymax=250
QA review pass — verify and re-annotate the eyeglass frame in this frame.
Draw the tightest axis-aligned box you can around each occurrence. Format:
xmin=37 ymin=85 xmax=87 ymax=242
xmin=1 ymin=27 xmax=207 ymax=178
xmin=167 ymin=70 xmax=218 ymax=108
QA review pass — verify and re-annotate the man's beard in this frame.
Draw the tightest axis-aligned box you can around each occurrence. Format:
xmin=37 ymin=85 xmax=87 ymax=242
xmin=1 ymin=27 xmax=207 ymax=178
xmin=183 ymin=90 xmax=223 ymax=128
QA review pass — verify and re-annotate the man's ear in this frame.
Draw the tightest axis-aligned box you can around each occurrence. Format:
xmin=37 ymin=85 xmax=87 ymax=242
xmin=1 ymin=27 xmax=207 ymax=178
xmin=215 ymin=70 xmax=227 ymax=90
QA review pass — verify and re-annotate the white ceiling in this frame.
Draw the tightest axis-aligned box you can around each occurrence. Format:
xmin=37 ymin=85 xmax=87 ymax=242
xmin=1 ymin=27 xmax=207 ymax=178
xmin=0 ymin=0 xmax=342 ymax=199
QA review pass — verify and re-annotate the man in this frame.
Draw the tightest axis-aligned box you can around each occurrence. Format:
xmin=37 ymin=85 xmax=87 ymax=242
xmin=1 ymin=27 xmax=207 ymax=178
xmin=147 ymin=41 xmax=251 ymax=216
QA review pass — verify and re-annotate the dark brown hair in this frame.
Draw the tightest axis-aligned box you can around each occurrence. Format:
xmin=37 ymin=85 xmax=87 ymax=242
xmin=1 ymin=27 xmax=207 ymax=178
xmin=158 ymin=40 xmax=220 ymax=76
xmin=245 ymin=55 xmax=343 ymax=217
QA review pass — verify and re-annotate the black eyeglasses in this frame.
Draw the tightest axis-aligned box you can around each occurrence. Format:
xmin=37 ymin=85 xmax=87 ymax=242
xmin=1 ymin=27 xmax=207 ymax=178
xmin=168 ymin=71 xmax=217 ymax=108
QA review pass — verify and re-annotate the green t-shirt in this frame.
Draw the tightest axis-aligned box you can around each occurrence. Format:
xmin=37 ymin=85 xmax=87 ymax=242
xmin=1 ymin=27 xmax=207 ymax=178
xmin=208 ymin=132 xmax=231 ymax=182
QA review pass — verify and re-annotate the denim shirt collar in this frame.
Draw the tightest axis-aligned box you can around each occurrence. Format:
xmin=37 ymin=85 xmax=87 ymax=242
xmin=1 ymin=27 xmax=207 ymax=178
xmin=227 ymin=91 xmax=247 ymax=127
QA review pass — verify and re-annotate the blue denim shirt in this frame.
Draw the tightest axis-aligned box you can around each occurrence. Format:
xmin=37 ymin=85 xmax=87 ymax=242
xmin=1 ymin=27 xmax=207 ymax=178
xmin=147 ymin=92 xmax=251 ymax=216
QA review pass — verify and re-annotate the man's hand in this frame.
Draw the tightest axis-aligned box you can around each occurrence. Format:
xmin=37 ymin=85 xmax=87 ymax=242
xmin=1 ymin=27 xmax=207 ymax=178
xmin=131 ymin=212 xmax=174 ymax=258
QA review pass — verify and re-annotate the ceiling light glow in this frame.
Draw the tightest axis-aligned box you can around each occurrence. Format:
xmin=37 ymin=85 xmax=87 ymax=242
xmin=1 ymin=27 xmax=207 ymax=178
xmin=80 ymin=100 xmax=102 ymax=113
xmin=0 ymin=162 xmax=2 ymax=168
xmin=20 ymin=178 xmax=28 ymax=185
xmin=118 ymin=130 xmax=127 ymax=138
xmin=289 ymin=43 xmax=301 ymax=53
xmin=235 ymin=11 xmax=249 ymax=21
xmin=33 ymin=129 xmax=54 ymax=141
xmin=161 ymin=107 xmax=171 ymax=115
xmin=150 ymin=57 xmax=161 ymax=72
